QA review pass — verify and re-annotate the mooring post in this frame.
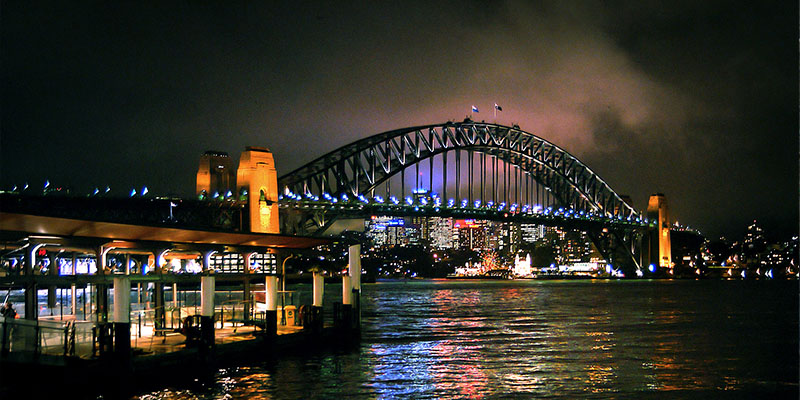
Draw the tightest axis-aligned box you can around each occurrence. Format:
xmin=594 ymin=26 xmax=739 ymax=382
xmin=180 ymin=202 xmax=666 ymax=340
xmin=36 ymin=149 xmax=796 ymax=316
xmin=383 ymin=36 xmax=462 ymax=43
xmin=311 ymin=270 xmax=324 ymax=332
xmin=341 ymin=275 xmax=352 ymax=330
xmin=200 ymin=274 xmax=216 ymax=347
xmin=113 ymin=276 xmax=131 ymax=361
xmin=265 ymin=275 xmax=278 ymax=336
xmin=348 ymin=244 xmax=362 ymax=331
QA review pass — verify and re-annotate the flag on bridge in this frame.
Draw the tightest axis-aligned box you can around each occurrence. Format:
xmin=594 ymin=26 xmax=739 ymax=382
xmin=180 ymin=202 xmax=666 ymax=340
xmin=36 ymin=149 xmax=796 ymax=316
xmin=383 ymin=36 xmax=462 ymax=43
xmin=494 ymin=103 xmax=502 ymax=111
xmin=471 ymin=105 xmax=479 ymax=113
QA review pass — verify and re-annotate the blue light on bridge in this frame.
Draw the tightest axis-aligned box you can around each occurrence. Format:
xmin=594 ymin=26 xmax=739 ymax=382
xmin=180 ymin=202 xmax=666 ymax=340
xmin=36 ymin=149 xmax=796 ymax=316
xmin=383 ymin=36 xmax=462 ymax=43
xmin=474 ymin=200 xmax=482 ymax=208
xmin=142 ymin=186 xmax=149 ymax=196
xmin=341 ymin=193 xmax=349 ymax=202
xmin=225 ymin=189 xmax=232 ymax=198
xmin=390 ymin=196 xmax=399 ymax=205
xmin=420 ymin=197 xmax=428 ymax=205
xmin=92 ymin=187 xmax=99 ymax=196
xmin=405 ymin=196 xmax=413 ymax=205
xmin=461 ymin=199 xmax=468 ymax=208
xmin=130 ymin=188 xmax=137 ymax=197
xmin=448 ymin=198 xmax=455 ymax=207
xmin=323 ymin=192 xmax=333 ymax=201
xmin=648 ymin=264 xmax=656 ymax=273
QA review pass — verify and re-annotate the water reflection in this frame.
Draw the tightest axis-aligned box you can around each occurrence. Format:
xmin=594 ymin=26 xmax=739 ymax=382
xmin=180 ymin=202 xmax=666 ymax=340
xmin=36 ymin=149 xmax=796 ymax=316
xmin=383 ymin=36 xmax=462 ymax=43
xmin=134 ymin=280 xmax=798 ymax=399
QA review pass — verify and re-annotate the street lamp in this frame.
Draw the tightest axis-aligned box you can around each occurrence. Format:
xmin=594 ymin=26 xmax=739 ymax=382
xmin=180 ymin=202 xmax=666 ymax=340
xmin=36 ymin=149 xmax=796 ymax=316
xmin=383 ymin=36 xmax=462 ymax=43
xmin=280 ymin=254 xmax=294 ymax=325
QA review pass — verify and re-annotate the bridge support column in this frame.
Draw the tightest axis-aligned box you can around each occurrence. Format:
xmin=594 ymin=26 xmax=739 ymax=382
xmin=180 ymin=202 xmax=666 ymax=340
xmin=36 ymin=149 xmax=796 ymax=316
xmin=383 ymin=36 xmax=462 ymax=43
xmin=265 ymin=275 xmax=278 ymax=336
xmin=200 ymin=275 xmax=215 ymax=347
xmin=113 ymin=277 xmax=131 ymax=360
xmin=349 ymin=244 xmax=361 ymax=331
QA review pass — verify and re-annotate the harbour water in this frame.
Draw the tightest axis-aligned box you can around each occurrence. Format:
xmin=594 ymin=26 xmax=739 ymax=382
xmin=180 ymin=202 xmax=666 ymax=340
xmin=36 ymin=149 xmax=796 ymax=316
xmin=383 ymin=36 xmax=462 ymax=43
xmin=134 ymin=279 xmax=798 ymax=399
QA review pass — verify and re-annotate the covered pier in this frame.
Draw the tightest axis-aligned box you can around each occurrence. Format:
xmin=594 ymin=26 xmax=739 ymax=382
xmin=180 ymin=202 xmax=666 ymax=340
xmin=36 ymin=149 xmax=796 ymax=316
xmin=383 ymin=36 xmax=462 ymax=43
xmin=0 ymin=211 xmax=363 ymax=368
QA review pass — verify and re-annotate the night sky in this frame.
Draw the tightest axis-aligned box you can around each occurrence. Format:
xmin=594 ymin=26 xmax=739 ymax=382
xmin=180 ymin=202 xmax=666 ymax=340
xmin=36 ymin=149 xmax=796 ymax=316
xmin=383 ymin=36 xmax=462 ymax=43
xmin=2 ymin=1 xmax=797 ymax=241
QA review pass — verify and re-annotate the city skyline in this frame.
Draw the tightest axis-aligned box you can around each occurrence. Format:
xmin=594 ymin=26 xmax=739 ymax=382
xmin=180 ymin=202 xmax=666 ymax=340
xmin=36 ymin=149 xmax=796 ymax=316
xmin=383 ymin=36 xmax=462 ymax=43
xmin=2 ymin=1 xmax=797 ymax=241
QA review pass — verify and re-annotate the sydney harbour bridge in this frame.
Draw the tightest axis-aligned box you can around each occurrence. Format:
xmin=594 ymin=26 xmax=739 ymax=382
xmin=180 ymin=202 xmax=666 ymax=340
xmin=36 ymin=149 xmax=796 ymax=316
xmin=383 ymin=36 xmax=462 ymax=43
xmin=2 ymin=120 xmax=675 ymax=278
xmin=276 ymin=120 xmax=662 ymax=276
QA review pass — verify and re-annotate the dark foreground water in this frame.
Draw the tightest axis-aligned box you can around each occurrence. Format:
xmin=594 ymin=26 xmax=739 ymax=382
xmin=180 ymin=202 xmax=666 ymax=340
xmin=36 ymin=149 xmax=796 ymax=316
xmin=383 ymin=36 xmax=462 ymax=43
xmin=135 ymin=280 xmax=798 ymax=399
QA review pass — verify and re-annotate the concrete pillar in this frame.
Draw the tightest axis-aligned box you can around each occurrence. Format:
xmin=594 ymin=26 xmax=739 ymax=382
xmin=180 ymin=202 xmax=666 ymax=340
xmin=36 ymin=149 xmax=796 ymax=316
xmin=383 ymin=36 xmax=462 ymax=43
xmin=242 ymin=253 xmax=254 ymax=321
xmin=95 ymin=246 xmax=110 ymax=324
xmin=71 ymin=283 xmax=77 ymax=316
xmin=348 ymin=244 xmax=362 ymax=330
xmin=200 ymin=275 xmax=215 ymax=346
xmin=200 ymin=276 xmax=215 ymax=317
xmin=340 ymin=275 xmax=353 ymax=329
xmin=47 ymin=252 xmax=57 ymax=310
xmin=342 ymin=275 xmax=352 ymax=305
xmin=265 ymin=275 xmax=278 ymax=335
xmin=153 ymin=249 xmax=169 ymax=332
xmin=348 ymin=244 xmax=361 ymax=291
xmin=172 ymin=283 xmax=178 ymax=309
xmin=23 ymin=243 xmax=44 ymax=320
xmin=312 ymin=272 xmax=324 ymax=307
xmin=113 ymin=277 xmax=131 ymax=323
xmin=113 ymin=277 xmax=131 ymax=357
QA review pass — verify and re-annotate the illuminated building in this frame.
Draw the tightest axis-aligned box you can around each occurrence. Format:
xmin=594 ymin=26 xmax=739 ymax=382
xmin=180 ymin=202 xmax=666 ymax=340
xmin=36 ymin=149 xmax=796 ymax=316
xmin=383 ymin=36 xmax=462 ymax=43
xmin=366 ymin=216 xmax=406 ymax=247
xmin=455 ymin=219 xmax=486 ymax=251
xmin=520 ymin=223 xmax=545 ymax=243
xmin=513 ymin=253 xmax=532 ymax=277
xmin=428 ymin=217 xmax=454 ymax=249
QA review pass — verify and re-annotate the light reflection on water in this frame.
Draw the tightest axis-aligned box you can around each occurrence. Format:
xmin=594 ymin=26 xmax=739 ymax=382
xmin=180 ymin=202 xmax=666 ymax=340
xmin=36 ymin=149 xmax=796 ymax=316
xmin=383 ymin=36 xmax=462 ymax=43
xmin=134 ymin=280 xmax=798 ymax=399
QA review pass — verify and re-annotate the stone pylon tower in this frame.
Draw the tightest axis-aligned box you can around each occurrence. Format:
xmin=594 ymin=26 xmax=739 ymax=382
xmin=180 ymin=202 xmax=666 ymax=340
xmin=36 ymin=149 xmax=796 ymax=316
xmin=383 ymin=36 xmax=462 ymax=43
xmin=196 ymin=151 xmax=236 ymax=197
xmin=646 ymin=193 xmax=672 ymax=269
xmin=237 ymin=146 xmax=280 ymax=234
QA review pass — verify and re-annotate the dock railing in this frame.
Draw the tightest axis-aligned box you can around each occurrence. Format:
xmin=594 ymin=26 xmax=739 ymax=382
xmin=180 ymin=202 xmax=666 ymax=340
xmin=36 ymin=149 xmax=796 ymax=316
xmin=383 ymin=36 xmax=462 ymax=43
xmin=0 ymin=316 xmax=94 ymax=359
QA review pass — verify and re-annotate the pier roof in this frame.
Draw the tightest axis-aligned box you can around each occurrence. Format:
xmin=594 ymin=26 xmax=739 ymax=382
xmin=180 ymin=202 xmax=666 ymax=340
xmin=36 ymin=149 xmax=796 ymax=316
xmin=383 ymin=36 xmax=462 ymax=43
xmin=0 ymin=212 xmax=331 ymax=250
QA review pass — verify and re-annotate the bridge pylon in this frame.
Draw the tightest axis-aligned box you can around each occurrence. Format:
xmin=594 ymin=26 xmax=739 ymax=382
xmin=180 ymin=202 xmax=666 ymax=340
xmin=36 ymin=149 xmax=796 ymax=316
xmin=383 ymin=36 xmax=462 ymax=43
xmin=645 ymin=193 xmax=672 ymax=273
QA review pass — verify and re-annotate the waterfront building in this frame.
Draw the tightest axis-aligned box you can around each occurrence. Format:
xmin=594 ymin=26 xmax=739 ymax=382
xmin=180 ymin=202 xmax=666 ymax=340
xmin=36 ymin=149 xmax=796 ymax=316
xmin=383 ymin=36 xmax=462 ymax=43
xmin=428 ymin=217 xmax=455 ymax=249
xmin=513 ymin=253 xmax=532 ymax=277
xmin=455 ymin=219 xmax=487 ymax=251
xmin=520 ymin=223 xmax=545 ymax=243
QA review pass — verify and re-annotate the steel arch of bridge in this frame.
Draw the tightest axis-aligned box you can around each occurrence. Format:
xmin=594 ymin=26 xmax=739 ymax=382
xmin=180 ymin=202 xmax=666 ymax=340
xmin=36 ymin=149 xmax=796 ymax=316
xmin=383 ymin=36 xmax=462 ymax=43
xmin=278 ymin=121 xmax=638 ymax=219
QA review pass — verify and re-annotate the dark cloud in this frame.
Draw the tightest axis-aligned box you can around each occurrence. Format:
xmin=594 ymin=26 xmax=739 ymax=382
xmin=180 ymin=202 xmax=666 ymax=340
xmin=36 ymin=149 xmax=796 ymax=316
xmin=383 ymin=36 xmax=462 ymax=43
xmin=1 ymin=0 xmax=796 ymax=240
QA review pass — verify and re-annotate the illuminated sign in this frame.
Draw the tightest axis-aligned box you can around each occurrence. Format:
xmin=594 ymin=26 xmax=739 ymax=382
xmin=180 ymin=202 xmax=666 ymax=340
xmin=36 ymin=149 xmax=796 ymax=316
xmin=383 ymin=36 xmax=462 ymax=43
xmin=453 ymin=219 xmax=479 ymax=228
